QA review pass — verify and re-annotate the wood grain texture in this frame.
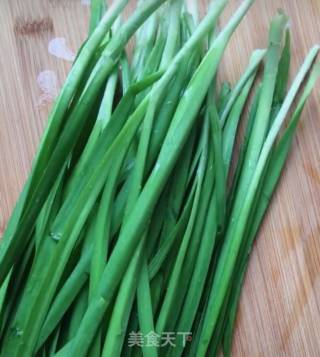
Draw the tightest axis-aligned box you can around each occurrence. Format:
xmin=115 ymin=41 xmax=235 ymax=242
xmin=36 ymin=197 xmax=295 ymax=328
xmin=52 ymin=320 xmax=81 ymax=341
xmin=0 ymin=1 xmax=319 ymax=356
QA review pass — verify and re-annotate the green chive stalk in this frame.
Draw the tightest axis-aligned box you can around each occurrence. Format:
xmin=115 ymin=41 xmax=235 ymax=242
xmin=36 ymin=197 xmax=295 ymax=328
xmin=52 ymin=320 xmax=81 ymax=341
xmin=0 ymin=72 xmax=161 ymax=357
xmin=155 ymin=121 xmax=209 ymax=336
xmin=220 ymin=49 xmax=266 ymax=126
xmin=196 ymin=45 xmax=320 ymax=357
xmin=222 ymin=61 xmax=320 ymax=357
xmin=103 ymin=3 xmax=183 ymax=355
xmin=89 ymin=0 xmax=106 ymax=35
xmin=0 ymin=0 xmax=167 ymax=289
xmin=68 ymin=2 xmax=254 ymax=355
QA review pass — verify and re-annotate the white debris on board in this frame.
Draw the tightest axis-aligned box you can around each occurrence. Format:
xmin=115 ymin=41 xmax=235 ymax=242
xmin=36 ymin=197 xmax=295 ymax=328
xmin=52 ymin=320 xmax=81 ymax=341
xmin=81 ymin=0 xmax=91 ymax=6
xmin=37 ymin=70 xmax=59 ymax=106
xmin=48 ymin=37 xmax=76 ymax=62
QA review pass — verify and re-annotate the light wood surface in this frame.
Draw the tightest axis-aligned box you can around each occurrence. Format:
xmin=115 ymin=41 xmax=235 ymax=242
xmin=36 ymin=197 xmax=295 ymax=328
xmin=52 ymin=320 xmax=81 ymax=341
xmin=0 ymin=1 xmax=320 ymax=356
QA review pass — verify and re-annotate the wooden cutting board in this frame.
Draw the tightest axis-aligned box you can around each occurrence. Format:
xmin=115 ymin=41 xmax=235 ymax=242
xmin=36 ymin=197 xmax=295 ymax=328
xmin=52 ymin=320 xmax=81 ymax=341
xmin=0 ymin=1 xmax=319 ymax=356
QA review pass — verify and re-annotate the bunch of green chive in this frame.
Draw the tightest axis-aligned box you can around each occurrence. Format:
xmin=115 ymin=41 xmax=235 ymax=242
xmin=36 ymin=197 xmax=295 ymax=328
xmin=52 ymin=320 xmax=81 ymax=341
xmin=0 ymin=0 xmax=319 ymax=356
